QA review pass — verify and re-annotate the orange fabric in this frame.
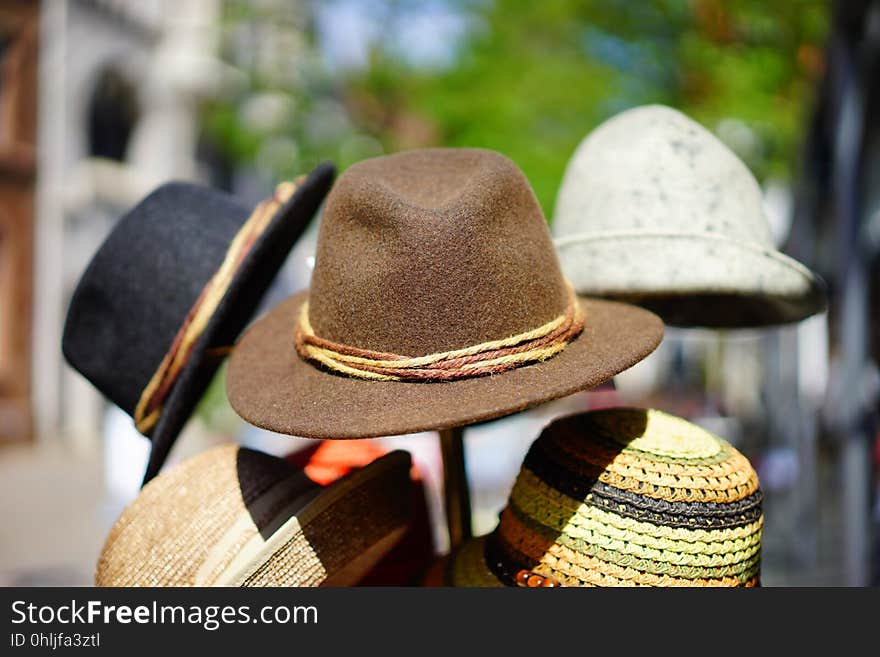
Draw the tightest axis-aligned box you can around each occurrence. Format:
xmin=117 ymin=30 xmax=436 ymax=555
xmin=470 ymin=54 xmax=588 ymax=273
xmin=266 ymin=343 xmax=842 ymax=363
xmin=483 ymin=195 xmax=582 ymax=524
xmin=285 ymin=440 xmax=387 ymax=485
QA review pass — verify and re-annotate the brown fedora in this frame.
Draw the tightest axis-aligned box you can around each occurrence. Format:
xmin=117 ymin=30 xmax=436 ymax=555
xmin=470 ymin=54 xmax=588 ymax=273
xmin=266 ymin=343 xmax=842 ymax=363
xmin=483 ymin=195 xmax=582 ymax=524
xmin=226 ymin=148 xmax=663 ymax=439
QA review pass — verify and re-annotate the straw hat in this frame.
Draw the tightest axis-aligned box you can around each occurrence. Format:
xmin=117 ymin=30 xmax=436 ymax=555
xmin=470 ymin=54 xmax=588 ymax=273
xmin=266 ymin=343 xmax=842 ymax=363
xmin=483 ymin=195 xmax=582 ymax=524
xmin=284 ymin=441 xmax=436 ymax=585
xmin=96 ymin=445 xmax=412 ymax=586
xmin=226 ymin=149 xmax=663 ymax=439
xmin=552 ymin=105 xmax=826 ymax=328
xmin=445 ymin=408 xmax=763 ymax=587
xmin=63 ymin=164 xmax=335 ymax=484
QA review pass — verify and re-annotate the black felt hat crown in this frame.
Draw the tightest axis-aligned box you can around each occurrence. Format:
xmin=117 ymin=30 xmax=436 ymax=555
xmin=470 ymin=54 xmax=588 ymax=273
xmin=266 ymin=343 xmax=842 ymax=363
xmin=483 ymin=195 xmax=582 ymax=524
xmin=63 ymin=163 xmax=335 ymax=484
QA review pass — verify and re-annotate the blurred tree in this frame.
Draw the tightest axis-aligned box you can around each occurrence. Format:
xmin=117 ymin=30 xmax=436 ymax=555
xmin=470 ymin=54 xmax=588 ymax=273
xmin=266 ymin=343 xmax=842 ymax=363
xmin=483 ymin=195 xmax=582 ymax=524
xmin=346 ymin=0 xmax=828 ymax=216
xmin=203 ymin=0 xmax=385 ymax=183
xmin=204 ymin=0 xmax=828 ymax=218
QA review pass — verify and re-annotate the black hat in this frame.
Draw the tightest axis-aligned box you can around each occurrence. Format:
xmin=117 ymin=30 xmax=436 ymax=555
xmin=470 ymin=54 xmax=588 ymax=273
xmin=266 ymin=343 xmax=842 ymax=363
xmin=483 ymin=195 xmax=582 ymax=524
xmin=62 ymin=163 xmax=335 ymax=485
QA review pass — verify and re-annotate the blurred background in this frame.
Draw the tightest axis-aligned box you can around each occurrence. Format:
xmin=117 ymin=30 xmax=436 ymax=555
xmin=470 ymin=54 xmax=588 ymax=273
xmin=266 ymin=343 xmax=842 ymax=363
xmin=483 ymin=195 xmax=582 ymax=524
xmin=0 ymin=0 xmax=878 ymax=586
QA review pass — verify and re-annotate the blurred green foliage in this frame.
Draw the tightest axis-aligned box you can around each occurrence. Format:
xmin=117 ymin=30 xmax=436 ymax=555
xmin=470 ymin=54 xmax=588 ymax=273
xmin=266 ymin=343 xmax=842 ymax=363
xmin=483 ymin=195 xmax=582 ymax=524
xmin=205 ymin=0 xmax=828 ymax=219
xmin=197 ymin=0 xmax=828 ymax=431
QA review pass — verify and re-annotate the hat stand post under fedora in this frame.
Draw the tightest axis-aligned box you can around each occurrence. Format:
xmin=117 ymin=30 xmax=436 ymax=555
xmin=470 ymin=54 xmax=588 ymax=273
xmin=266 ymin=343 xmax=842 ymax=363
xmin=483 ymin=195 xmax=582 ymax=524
xmin=439 ymin=426 xmax=472 ymax=548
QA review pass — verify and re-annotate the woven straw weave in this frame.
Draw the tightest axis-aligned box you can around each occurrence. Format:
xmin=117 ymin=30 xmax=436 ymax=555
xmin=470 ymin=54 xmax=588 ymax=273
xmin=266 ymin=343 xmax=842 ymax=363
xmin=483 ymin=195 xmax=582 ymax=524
xmin=96 ymin=445 xmax=410 ymax=587
xmin=449 ymin=408 xmax=763 ymax=587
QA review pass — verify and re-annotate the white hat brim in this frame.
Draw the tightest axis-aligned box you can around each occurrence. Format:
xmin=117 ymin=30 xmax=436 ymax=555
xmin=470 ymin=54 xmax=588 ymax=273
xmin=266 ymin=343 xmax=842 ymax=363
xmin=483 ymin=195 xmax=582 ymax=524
xmin=555 ymin=231 xmax=826 ymax=328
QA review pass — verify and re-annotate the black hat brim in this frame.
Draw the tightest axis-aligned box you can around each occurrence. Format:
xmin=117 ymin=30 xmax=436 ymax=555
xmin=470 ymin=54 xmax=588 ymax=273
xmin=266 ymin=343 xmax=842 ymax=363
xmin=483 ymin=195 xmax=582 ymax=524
xmin=142 ymin=163 xmax=336 ymax=485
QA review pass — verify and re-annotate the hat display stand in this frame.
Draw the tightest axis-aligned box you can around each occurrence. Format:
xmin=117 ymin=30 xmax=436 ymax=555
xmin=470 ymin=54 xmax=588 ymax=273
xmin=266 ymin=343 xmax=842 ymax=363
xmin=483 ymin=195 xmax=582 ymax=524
xmin=439 ymin=426 xmax=472 ymax=548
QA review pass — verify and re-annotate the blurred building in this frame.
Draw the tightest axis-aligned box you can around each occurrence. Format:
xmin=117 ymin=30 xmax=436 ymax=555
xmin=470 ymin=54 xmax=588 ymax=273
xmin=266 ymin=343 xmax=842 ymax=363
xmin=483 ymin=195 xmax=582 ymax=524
xmin=31 ymin=0 xmax=225 ymax=450
xmin=0 ymin=0 xmax=39 ymax=446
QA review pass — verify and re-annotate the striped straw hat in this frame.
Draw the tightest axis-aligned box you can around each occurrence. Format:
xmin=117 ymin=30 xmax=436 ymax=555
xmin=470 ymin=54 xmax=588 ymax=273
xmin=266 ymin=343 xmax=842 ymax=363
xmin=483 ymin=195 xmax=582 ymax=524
xmin=96 ymin=445 xmax=412 ymax=586
xmin=446 ymin=408 xmax=763 ymax=587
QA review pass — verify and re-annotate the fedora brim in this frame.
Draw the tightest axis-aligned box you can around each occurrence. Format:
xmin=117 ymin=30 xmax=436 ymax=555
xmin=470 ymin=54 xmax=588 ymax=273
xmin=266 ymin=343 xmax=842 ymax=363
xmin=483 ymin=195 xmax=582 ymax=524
xmin=143 ymin=163 xmax=336 ymax=484
xmin=225 ymin=293 xmax=663 ymax=439
xmin=555 ymin=231 xmax=827 ymax=328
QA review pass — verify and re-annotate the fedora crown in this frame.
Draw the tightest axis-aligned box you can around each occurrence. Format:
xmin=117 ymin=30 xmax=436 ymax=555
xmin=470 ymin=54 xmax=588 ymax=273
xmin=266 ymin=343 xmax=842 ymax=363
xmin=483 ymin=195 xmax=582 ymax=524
xmin=308 ymin=148 xmax=569 ymax=356
xmin=553 ymin=105 xmax=773 ymax=247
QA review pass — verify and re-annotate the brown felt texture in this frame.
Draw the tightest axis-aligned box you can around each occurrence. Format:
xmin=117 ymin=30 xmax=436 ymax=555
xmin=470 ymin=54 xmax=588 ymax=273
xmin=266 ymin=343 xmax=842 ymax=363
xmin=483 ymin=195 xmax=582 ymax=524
xmin=308 ymin=148 xmax=568 ymax=354
xmin=227 ymin=293 xmax=662 ymax=438
xmin=226 ymin=148 xmax=663 ymax=437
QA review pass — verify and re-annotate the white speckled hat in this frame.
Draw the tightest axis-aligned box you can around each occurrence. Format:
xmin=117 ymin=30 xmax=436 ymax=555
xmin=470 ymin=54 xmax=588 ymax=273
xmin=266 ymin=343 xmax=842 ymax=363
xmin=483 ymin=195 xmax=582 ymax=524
xmin=552 ymin=105 xmax=825 ymax=328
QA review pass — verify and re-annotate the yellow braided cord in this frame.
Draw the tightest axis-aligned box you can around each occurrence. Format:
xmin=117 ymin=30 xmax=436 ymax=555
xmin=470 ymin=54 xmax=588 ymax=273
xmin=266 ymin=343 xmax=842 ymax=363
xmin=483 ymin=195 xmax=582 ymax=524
xmin=134 ymin=180 xmax=300 ymax=433
xmin=295 ymin=283 xmax=582 ymax=382
xmin=296 ymin=340 xmax=396 ymax=381
xmin=457 ymin=341 xmax=570 ymax=370
xmin=297 ymin=302 xmax=570 ymax=369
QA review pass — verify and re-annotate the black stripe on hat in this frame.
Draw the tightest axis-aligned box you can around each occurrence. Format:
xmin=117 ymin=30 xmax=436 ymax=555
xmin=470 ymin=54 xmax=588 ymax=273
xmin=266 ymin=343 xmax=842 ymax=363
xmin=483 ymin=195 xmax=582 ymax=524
xmin=523 ymin=441 xmax=763 ymax=530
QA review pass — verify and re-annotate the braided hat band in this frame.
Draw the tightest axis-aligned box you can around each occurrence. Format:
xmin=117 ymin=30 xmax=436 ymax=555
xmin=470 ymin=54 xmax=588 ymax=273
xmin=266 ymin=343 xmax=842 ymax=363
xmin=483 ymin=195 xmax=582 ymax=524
xmin=449 ymin=408 xmax=763 ymax=587
xmin=293 ymin=283 xmax=584 ymax=382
